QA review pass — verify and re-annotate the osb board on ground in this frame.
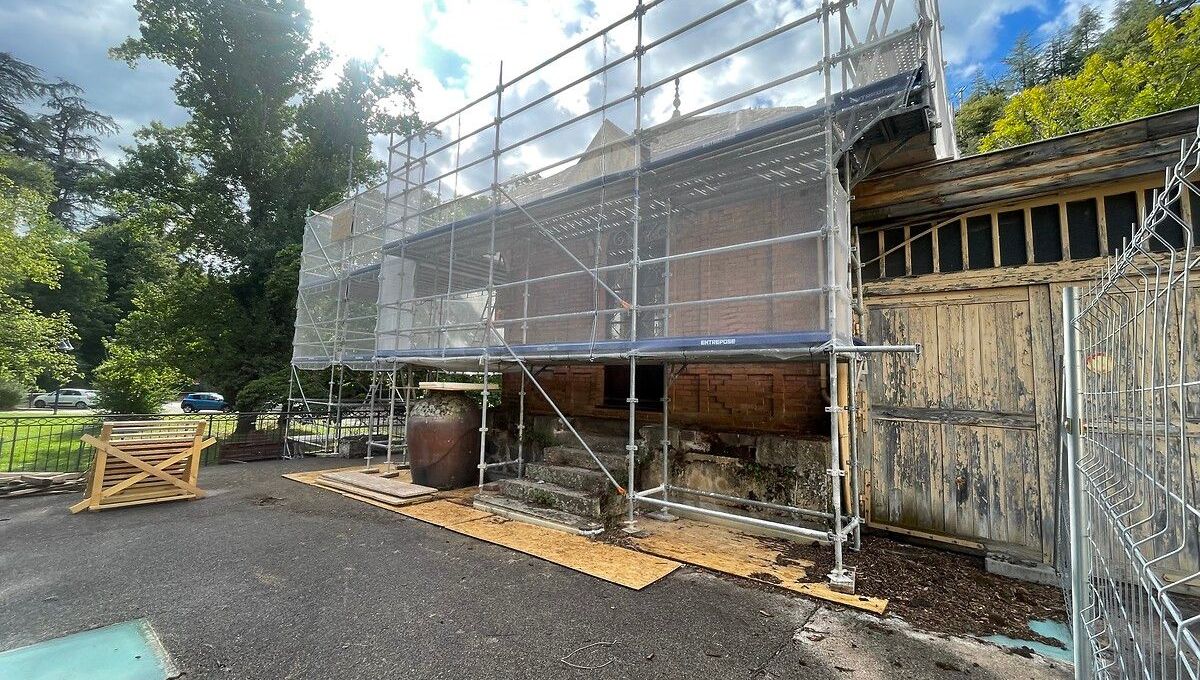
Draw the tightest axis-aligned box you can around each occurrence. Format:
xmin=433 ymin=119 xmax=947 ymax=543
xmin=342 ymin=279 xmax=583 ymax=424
xmin=403 ymin=501 xmax=679 ymax=590
xmin=630 ymin=517 xmax=888 ymax=614
xmin=282 ymin=469 xmax=680 ymax=590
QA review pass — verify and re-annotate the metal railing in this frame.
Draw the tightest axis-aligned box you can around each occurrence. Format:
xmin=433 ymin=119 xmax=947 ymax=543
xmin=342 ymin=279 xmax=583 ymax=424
xmin=0 ymin=411 xmax=288 ymax=473
xmin=1063 ymin=115 xmax=1200 ymax=679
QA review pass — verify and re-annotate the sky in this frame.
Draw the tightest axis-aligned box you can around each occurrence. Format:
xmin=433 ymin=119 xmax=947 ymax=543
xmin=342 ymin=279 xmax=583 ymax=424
xmin=0 ymin=0 xmax=1119 ymax=180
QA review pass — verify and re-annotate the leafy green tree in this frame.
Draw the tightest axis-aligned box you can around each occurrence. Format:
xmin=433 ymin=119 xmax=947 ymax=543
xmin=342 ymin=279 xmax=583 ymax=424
xmin=112 ymin=0 xmax=326 ymax=265
xmin=104 ymin=1 xmax=425 ymax=416
xmin=981 ymin=7 xmax=1200 ymax=151
xmin=1098 ymin=0 xmax=1188 ymax=61
xmin=955 ymin=78 xmax=1009 ymax=154
xmin=0 ymin=176 xmax=77 ymax=387
xmin=20 ymin=230 xmax=112 ymax=376
xmin=93 ymin=341 xmax=184 ymax=413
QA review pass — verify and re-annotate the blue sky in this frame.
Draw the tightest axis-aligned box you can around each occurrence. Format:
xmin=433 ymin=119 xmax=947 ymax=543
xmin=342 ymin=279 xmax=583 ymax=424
xmin=0 ymin=0 xmax=1115 ymax=165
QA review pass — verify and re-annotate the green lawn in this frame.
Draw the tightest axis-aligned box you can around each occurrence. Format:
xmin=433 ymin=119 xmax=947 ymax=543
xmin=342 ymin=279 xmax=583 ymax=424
xmin=0 ymin=412 xmax=288 ymax=473
xmin=0 ymin=416 xmax=96 ymax=472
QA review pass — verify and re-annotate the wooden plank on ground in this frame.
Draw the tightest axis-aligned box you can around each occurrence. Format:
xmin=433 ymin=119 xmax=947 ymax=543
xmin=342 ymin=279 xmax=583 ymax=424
xmin=281 ymin=473 xmax=679 ymax=590
xmin=629 ymin=518 xmax=888 ymax=614
xmin=446 ymin=514 xmax=680 ymax=590
xmin=314 ymin=478 xmax=432 ymax=507
xmin=319 ymin=470 xmax=435 ymax=500
xmin=397 ymin=499 xmax=493 ymax=526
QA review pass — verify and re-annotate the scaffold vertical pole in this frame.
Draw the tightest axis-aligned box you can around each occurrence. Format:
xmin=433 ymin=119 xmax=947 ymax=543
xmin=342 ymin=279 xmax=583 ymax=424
xmin=283 ymin=365 xmax=295 ymax=459
xmin=821 ymin=0 xmax=851 ymax=591
xmin=365 ymin=368 xmax=377 ymax=469
xmin=479 ymin=354 xmax=491 ymax=488
xmin=478 ymin=61 xmax=504 ymax=489
xmin=385 ymin=363 xmax=398 ymax=470
xmin=625 ymin=0 xmax=646 ymax=530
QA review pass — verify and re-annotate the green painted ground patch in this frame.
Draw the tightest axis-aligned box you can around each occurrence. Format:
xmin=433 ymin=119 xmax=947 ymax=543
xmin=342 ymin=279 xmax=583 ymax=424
xmin=0 ymin=619 xmax=178 ymax=679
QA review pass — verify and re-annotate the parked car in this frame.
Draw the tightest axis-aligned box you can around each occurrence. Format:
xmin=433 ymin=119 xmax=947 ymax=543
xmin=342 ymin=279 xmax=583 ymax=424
xmin=31 ymin=388 xmax=98 ymax=409
xmin=181 ymin=392 xmax=230 ymax=413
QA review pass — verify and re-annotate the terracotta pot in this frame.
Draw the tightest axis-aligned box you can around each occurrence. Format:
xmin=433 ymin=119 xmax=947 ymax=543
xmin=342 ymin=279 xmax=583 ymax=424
xmin=407 ymin=391 xmax=481 ymax=490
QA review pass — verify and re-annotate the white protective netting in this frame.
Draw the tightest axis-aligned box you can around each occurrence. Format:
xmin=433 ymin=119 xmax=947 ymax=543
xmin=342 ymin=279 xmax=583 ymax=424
xmin=293 ymin=0 xmax=954 ymax=369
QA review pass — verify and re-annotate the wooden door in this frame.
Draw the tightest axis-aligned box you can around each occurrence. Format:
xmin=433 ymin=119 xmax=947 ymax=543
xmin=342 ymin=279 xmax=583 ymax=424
xmin=863 ymin=284 xmax=1058 ymax=561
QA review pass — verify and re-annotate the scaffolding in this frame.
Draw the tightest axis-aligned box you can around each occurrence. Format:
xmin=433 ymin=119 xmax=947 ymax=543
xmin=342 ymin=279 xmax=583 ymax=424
xmin=291 ymin=0 xmax=956 ymax=588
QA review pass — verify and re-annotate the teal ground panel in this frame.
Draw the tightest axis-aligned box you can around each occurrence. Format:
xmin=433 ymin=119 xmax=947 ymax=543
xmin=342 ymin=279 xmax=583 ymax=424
xmin=0 ymin=619 xmax=178 ymax=680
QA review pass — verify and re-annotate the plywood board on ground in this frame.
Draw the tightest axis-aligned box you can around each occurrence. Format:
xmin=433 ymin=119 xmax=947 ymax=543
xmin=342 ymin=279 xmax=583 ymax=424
xmin=397 ymin=499 xmax=493 ymax=526
xmin=630 ymin=518 xmax=888 ymax=614
xmin=447 ymin=514 xmax=680 ymax=590
xmin=282 ymin=471 xmax=679 ymax=590
xmin=319 ymin=471 xmax=435 ymax=499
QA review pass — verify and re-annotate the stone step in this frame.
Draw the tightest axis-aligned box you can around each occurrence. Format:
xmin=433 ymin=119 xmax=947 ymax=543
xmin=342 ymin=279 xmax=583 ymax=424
xmin=542 ymin=446 xmax=628 ymax=474
xmin=497 ymin=477 xmax=604 ymax=518
xmin=552 ymin=431 xmax=629 ymax=454
xmin=524 ymin=462 xmax=608 ymax=494
xmin=473 ymin=493 xmax=604 ymax=536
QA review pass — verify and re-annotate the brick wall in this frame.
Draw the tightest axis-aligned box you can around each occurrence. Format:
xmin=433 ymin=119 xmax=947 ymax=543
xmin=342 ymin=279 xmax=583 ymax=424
xmin=495 ymin=184 xmax=833 ymax=437
xmin=502 ymin=362 xmax=828 ymax=436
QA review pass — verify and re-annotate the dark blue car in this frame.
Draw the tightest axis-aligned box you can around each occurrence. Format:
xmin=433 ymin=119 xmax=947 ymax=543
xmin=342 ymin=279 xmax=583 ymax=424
xmin=181 ymin=392 xmax=230 ymax=413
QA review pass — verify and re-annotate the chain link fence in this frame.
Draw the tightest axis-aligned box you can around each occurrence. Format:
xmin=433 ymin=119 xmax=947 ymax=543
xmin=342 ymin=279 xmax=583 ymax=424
xmin=1063 ymin=120 xmax=1200 ymax=678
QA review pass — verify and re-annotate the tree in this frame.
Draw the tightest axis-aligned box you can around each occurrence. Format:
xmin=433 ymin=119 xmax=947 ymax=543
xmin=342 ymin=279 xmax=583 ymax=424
xmin=1041 ymin=32 xmax=1074 ymax=82
xmin=1066 ymin=5 xmax=1106 ymax=72
xmin=105 ymin=1 xmax=424 ymax=413
xmin=112 ymin=0 xmax=326 ymax=266
xmin=35 ymin=82 xmax=117 ymax=229
xmin=954 ymin=79 xmax=1009 ymax=155
xmin=93 ymin=341 xmax=184 ymax=413
xmin=0 ymin=176 xmax=77 ymax=387
xmin=19 ymin=229 xmax=112 ymax=376
xmin=981 ymin=6 xmax=1200 ymax=151
xmin=0 ymin=52 xmax=52 ymax=191
xmin=0 ymin=52 xmax=44 ymax=155
xmin=1003 ymin=32 xmax=1043 ymax=91
xmin=1098 ymin=0 xmax=1186 ymax=60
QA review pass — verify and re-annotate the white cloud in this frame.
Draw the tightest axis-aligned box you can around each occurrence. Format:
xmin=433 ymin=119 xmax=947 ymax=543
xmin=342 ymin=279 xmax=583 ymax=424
xmin=309 ymin=0 xmax=950 ymax=194
xmin=937 ymin=0 xmax=1046 ymax=84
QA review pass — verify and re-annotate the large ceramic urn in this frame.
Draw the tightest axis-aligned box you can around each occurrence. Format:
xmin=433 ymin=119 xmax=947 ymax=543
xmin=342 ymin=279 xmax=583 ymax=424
xmin=407 ymin=391 xmax=481 ymax=490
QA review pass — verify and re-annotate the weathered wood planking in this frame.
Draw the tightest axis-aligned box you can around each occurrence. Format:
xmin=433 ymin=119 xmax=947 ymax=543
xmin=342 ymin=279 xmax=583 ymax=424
xmin=854 ymin=108 xmax=1197 ymax=224
xmin=866 ymin=285 xmax=1050 ymax=559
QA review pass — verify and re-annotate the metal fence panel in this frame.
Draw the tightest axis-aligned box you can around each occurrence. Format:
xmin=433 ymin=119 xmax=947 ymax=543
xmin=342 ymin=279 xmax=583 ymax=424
xmin=0 ymin=412 xmax=287 ymax=473
xmin=1064 ymin=119 xmax=1200 ymax=679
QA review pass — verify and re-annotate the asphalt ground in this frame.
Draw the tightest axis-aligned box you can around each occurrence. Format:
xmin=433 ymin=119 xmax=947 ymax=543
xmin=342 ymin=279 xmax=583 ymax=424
xmin=0 ymin=458 xmax=1069 ymax=679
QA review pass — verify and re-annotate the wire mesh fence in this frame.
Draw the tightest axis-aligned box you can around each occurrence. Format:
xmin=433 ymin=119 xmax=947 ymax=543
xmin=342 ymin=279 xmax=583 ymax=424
xmin=1063 ymin=117 xmax=1200 ymax=678
xmin=0 ymin=412 xmax=288 ymax=473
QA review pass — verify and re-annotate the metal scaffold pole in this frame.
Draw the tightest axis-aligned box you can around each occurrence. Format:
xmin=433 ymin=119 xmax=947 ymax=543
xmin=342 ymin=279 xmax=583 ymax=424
xmin=820 ymin=0 xmax=851 ymax=592
xmin=478 ymin=62 xmax=504 ymax=489
xmin=624 ymin=0 xmax=646 ymax=531
xmin=385 ymin=363 xmax=398 ymax=470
